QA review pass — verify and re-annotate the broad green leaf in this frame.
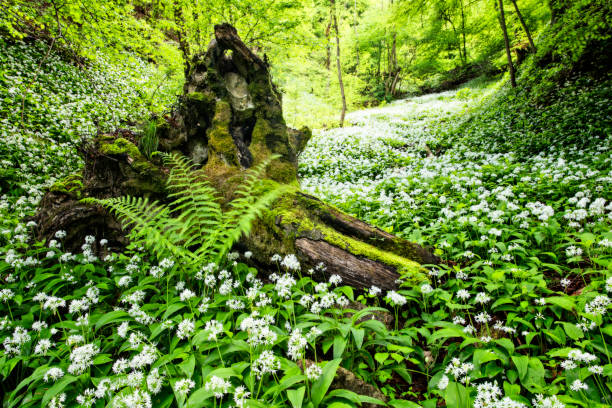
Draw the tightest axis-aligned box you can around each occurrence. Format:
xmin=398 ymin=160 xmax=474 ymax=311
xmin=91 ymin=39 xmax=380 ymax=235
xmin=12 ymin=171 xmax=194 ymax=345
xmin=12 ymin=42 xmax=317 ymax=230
xmin=543 ymin=328 xmax=566 ymax=345
xmin=473 ymin=349 xmax=499 ymax=369
xmin=388 ymin=399 xmax=422 ymax=408
xmin=325 ymin=389 xmax=385 ymax=405
xmin=179 ymin=353 xmax=196 ymax=378
xmin=94 ymin=310 xmax=130 ymax=330
xmin=561 ymin=322 xmax=584 ymax=340
xmin=374 ymin=353 xmax=389 ymax=365
xmin=333 ymin=336 xmax=347 ymax=359
xmin=428 ymin=327 xmax=466 ymax=343
xmin=444 ymin=381 xmax=469 ymax=408
xmin=326 ymin=403 xmax=352 ymax=408
xmin=546 ymin=296 xmax=575 ymax=312
xmin=351 ymin=328 xmax=365 ymax=349
xmin=311 ymin=359 xmax=341 ymax=408
xmin=512 ymin=355 xmax=529 ymax=381
xmin=287 ymin=387 xmax=305 ymax=408
xmin=185 ymin=388 xmax=214 ymax=408
xmin=42 ymin=375 xmax=78 ymax=407
xmin=523 ymin=358 xmax=546 ymax=392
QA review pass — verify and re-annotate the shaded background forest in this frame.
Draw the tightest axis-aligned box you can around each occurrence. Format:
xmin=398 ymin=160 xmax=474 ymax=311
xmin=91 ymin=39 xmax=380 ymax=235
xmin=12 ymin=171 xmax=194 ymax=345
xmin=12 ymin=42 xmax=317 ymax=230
xmin=2 ymin=0 xmax=609 ymax=128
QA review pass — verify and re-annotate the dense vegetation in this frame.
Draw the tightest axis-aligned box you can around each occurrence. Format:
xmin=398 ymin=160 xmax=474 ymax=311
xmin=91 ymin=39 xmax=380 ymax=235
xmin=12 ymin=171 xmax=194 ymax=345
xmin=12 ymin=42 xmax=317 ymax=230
xmin=3 ymin=0 xmax=593 ymax=127
xmin=0 ymin=0 xmax=611 ymax=407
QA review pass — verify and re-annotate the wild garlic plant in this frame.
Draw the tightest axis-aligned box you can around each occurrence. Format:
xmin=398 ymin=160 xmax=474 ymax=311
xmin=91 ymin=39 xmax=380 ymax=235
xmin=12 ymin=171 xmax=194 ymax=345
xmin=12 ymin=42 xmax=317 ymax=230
xmin=0 ymin=232 xmax=401 ymax=408
xmin=298 ymin=81 xmax=612 ymax=406
xmin=1 ymin=43 xmax=612 ymax=407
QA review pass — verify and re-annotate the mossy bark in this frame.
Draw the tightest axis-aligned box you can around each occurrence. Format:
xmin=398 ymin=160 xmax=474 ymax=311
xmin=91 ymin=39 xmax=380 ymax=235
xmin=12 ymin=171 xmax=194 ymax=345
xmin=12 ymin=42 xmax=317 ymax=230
xmin=33 ymin=24 xmax=437 ymax=290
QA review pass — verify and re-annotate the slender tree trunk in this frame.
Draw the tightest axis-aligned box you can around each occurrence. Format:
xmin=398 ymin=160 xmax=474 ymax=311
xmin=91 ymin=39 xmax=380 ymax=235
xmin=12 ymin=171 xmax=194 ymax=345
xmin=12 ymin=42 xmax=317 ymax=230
xmin=325 ymin=16 xmax=332 ymax=71
xmin=460 ymin=0 xmax=468 ymax=64
xmin=376 ymin=40 xmax=382 ymax=78
xmin=354 ymin=0 xmax=359 ymax=67
xmin=325 ymin=13 xmax=332 ymax=95
xmin=386 ymin=32 xmax=399 ymax=97
xmin=442 ymin=9 xmax=462 ymax=66
xmin=331 ymin=0 xmax=347 ymax=127
xmin=193 ymin=0 xmax=201 ymax=50
xmin=173 ymin=0 xmax=191 ymax=76
xmin=497 ymin=0 xmax=517 ymax=87
xmin=510 ymin=0 xmax=536 ymax=52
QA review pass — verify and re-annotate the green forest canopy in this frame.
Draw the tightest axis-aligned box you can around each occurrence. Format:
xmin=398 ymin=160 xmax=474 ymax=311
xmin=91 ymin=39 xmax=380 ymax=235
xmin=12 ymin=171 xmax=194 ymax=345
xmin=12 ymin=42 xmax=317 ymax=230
xmin=3 ymin=0 xmax=608 ymax=127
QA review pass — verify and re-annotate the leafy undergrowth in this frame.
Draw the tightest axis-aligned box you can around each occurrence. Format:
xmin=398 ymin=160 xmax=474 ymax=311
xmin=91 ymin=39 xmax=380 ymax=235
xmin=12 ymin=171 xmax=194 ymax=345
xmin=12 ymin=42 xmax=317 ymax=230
xmin=300 ymin=78 xmax=612 ymax=406
xmin=0 ymin=38 xmax=180 ymax=224
xmin=0 ymin=41 xmax=611 ymax=408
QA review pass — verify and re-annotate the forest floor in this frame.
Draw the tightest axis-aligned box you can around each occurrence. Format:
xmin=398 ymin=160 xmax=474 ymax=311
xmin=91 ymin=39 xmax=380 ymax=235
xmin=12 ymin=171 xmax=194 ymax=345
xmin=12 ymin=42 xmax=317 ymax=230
xmin=299 ymin=78 xmax=612 ymax=403
xmin=1 ymin=37 xmax=611 ymax=406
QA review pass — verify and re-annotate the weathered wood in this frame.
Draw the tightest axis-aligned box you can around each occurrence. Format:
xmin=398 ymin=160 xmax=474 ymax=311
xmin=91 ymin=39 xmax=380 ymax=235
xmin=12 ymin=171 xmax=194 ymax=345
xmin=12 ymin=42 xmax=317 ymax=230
xmin=295 ymin=238 xmax=400 ymax=290
xmin=34 ymin=23 xmax=437 ymax=290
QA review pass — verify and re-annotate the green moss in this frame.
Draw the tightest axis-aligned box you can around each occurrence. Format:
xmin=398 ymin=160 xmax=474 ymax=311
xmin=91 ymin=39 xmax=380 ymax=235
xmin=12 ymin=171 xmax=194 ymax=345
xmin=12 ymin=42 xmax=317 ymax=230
xmin=269 ymin=193 xmax=427 ymax=283
xmin=250 ymin=117 xmax=271 ymax=150
xmin=250 ymin=118 xmax=297 ymax=183
xmin=320 ymin=225 xmax=426 ymax=281
xmin=266 ymin=161 xmax=298 ymax=185
xmin=186 ymin=91 xmax=213 ymax=103
xmin=96 ymin=133 xmax=117 ymax=142
xmin=207 ymin=100 xmax=238 ymax=165
xmin=185 ymin=91 xmax=216 ymax=116
xmin=294 ymin=193 xmax=424 ymax=262
xmin=97 ymin=136 xmax=162 ymax=177
xmin=49 ymin=173 xmax=83 ymax=198
xmin=98 ymin=136 xmax=138 ymax=156
xmin=155 ymin=117 xmax=170 ymax=131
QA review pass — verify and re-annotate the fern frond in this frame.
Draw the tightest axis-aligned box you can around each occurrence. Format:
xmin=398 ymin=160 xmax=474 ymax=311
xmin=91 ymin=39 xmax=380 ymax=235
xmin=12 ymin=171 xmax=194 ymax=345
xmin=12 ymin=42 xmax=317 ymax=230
xmin=82 ymin=196 xmax=195 ymax=265
xmin=208 ymin=184 xmax=289 ymax=264
xmin=161 ymin=153 xmax=223 ymax=248
xmin=196 ymin=156 xmax=286 ymax=263
xmin=83 ymin=153 xmax=286 ymax=272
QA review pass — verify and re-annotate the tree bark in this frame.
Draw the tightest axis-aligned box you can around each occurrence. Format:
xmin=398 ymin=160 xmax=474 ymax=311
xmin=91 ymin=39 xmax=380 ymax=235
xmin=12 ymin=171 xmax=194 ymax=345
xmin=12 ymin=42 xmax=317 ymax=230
xmin=497 ymin=0 xmax=517 ymax=87
xmin=325 ymin=12 xmax=332 ymax=95
xmin=173 ymin=0 xmax=191 ymax=76
xmin=33 ymin=24 xmax=436 ymax=291
xmin=510 ymin=0 xmax=536 ymax=52
xmin=384 ymin=32 xmax=401 ymax=97
xmin=331 ymin=0 xmax=347 ymax=127
xmin=353 ymin=0 xmax=359 ymax=67
xmin=460 ymin=0 xmax=468 ymax=64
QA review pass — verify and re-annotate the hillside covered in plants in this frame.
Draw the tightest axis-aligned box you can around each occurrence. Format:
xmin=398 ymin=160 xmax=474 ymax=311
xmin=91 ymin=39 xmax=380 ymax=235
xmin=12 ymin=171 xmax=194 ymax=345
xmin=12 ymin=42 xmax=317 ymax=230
xmin=0 ymin=1 xmax=611 ymax=408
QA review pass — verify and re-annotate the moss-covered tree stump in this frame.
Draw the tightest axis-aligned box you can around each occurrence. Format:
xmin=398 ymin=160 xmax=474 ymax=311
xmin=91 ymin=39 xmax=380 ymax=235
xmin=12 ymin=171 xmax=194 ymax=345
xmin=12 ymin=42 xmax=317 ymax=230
xmin=34 ymin=24 xmax=437 ymax=290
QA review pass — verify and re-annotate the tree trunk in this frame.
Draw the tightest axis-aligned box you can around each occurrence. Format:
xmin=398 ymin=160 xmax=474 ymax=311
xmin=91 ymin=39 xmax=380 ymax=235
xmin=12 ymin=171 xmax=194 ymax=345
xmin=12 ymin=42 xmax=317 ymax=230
xmin=376 ymin=40 xmax=382 ymax=78
xmin=33 ymin=24 xmax=436 ymax=291
xmin=353 ymin=0 xmax=359 ymax=67
xmin=510 ymin=0 xmax=536 ymax=52
xmin=193 ymin=0 xmax=202 ymax=50
xmin=497 ymin=0 xmax=517 ymax=87
xmin=331 ymin=0 xmax=347 ymax=127
xmin=384 ymin=32 xmax=401 ymax=98
xmin=390 ymin=70 xmax=401 ymax=96
xmin=173 ymin=0 xmax=191 ymax=76
xmin=460 ymin=0 xmax=468 ymax=64
xmin=325 ymin=13 xmax=332 ymax=95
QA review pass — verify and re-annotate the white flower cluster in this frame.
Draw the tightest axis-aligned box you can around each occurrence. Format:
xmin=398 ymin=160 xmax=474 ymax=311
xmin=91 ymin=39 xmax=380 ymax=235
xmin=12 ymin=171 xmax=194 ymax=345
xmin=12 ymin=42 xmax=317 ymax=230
xmin=240 ymin=312 xmax=277 ymax=346
xmin=445 ymin=358 xmax=473 ymax=384
xmin=252 ymin=350 xmax=280 ymax=379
